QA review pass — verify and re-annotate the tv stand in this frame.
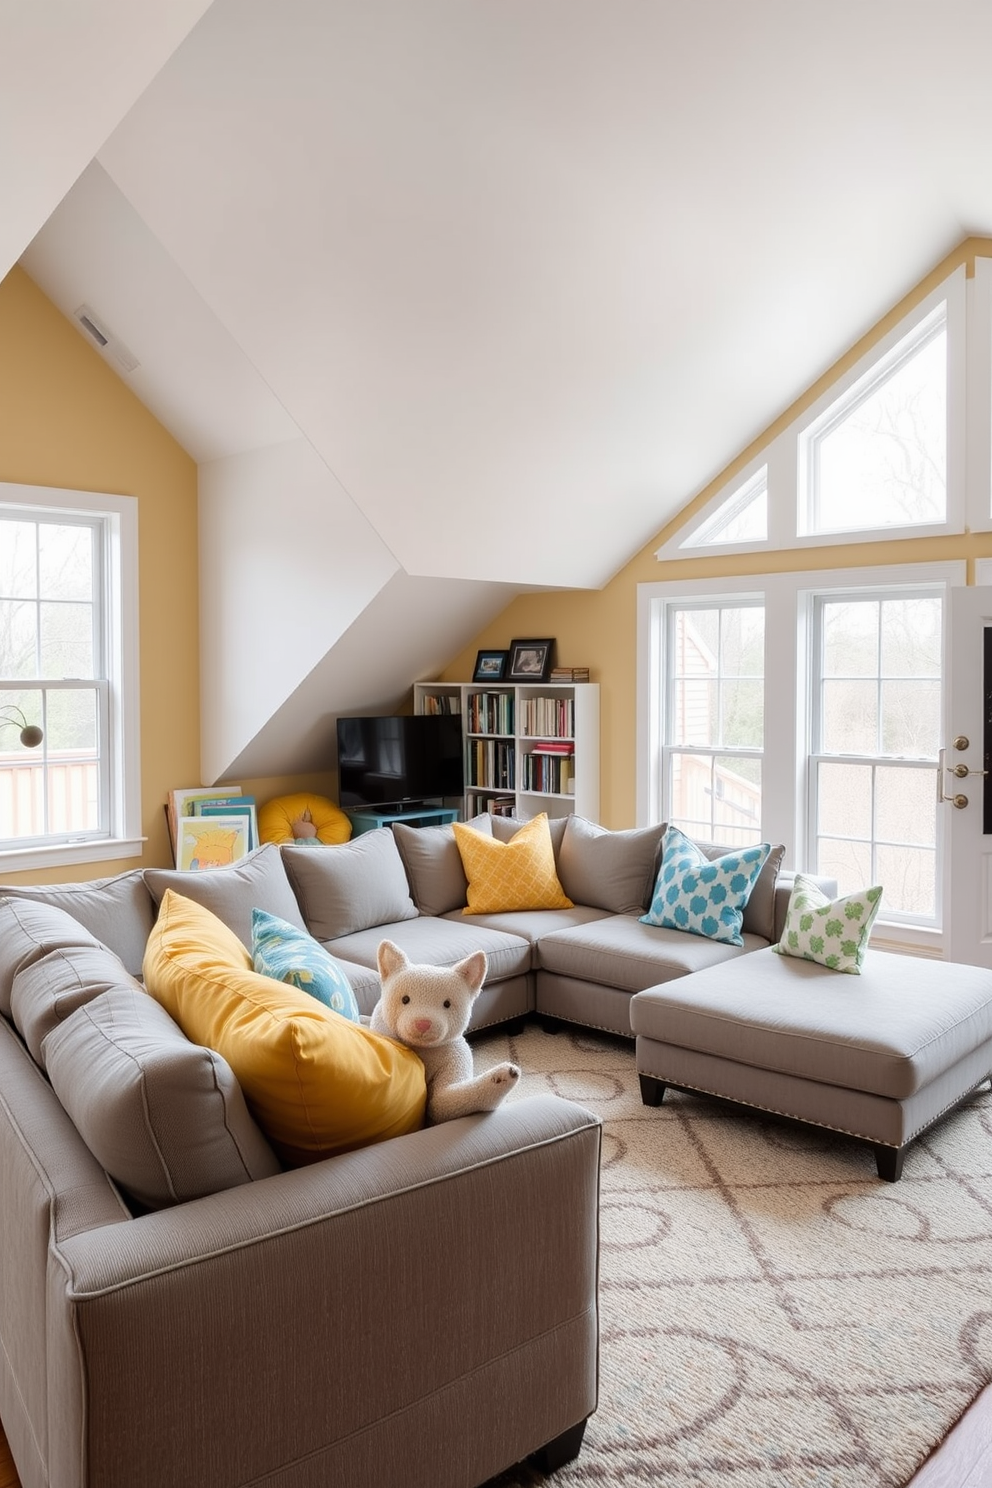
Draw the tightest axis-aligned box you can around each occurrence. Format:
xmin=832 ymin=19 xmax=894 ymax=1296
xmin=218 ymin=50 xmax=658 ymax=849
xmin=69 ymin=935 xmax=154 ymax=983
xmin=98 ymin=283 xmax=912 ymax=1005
xmin=347 ymin=804 xmax=460 ymax=836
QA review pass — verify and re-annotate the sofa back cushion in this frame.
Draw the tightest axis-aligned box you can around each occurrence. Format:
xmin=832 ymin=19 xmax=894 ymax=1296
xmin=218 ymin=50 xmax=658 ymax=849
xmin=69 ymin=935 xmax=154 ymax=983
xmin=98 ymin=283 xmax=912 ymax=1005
xmin=43 ymin=987 xmax=281 ymax=1209
xmin=11 ymin=943 xmax=142 ymax=1065
xmin=489 ymin=813 xmax=569 ymax=860
xmin=557 ymin=816 xmax=668 ymax=914
xmin=145 ymin=842 xmax=306 ymax=950
xmin=0 ymin=870 xmax=155 ymax=979
xmin=143 ymin=890 xmax=426 ymax=1165
xmin=0 ymin=898 xmax=105 ymax=1017
xmin=391 ymin=814 xmax=492 ymax=916
xmin=282 ymin=830 xmax=418 ymax=941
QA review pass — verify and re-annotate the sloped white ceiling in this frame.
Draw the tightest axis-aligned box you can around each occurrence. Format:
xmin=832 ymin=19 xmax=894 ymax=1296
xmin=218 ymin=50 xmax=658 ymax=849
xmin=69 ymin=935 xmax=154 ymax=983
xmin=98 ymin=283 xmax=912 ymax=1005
xmin=13 ymin=0 xmax=992 ymax=779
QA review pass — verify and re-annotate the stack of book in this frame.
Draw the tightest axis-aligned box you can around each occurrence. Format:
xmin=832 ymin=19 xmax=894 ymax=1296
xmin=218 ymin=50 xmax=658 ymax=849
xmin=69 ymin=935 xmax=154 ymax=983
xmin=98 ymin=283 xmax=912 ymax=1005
xmin=523 ymin=741 xmax=575 ymax=795
xmin=549 ymin=667 xmax=590 ymax=682
xmin=166 ymin=786 xmax=258 ymax=870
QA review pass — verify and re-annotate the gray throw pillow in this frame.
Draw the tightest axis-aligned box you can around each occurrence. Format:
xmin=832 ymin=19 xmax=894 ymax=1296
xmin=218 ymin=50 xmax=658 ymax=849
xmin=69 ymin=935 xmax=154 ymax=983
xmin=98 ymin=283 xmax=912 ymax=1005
xmin=557 ymin=816 xmax=668 ymax=914
xmin=490 ymin=814 xmax=569 ymax=860
xmin=0 ymin=897 xmax=104 ymax=1018
xmin=11 ymin=943 xmax=142 ymax=1066
xmin=144 ymin=842 xmax=306 ymax=950
xmin=392 ymin=814 xmax=492 ymax=916
xmin=0 ymin=870 xmax=155 ymax=980
xmin=42 ymin=988 xmax=281 ymax=1210
xmin=282 ymin=829 xmax=419 ymax=941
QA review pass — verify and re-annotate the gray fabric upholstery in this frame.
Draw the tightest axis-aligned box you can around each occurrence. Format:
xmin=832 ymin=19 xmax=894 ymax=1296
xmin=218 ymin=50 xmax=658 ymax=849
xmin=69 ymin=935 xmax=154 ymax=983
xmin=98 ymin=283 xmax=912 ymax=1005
xmin=321 ymin=914 xmax=532 ymax=983
xmin=0 ymin=897 xmax=104 ymax=1016
xmin=43 ymin=1093 xmax=600 ymax=1488
xmin=145 ymin=842 xmax=307 ymax=949
xmin=43 ymin=988 xmax=281 ymax=1209
xmin=535 ymin=972 xmax=637 ymax=1039
xmin=635 ymin=1034 xmax=992 ymax=1149
xmin=442 ymin=904 xmax=614 ymax=965
xmin=0 ymin=869 xmax=155 ymax=979
xmin=282 ymin=830 xmax=418 ymax=940
xmin=490 ymin=813 xmax=569 ymax=859
xmin=630 ymin=946 xmax=992 ymax=1099
xmin=537 ymin=913 xmax=760 ymax=993
xmin=557 ymin=815 xmax=668 ymax=914
xmin=10 ymin=943 xmax=142 ymax=1065
xmin=391 ymin=813 xmax=491 ymax=916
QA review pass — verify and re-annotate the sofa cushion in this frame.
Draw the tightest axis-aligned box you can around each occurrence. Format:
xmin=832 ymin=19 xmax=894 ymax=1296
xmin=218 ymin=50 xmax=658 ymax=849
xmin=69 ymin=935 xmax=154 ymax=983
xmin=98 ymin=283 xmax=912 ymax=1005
xmin=453 ymin=813 xmax=573 ymax=914
xmin=11 ymin=943 xmax=142 ymax=1065
xmin=251 ymin=908 xmax=360 ymax=1021
xmin=772 ymin=874 xmax=883 ymax=973
xmin=537 ymin=913 xmax=758 ymax=993
xmin=42 ymin=987 xmax=281 ymax=1209
xmin=391 ymin=814 xmax=492 ymax=916
xmin=143 ymin=890 xmax=426 ymax=1165
xmin=640 ymin=828 xmax=771 ymax=947
xmin=0 ymin=870 xmax=155 ymax=979
xmin=145 ymin=843 xmax=306 ymax=950
xmin=557 ymin=815 xmax=668 ymax=914
xmin=320 ymin=914 xmax=533 ymax=983
xmin=282 ymin=830 xmax=418 ymax=941
xmin=0 ymin=897 xmax=105 ymax=1017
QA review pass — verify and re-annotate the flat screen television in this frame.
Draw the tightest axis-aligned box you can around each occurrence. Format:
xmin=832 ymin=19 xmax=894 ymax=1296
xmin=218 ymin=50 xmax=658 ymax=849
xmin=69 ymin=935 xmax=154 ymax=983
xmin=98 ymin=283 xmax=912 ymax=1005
xmin=336 ymin=714 xmax=464 ymax=811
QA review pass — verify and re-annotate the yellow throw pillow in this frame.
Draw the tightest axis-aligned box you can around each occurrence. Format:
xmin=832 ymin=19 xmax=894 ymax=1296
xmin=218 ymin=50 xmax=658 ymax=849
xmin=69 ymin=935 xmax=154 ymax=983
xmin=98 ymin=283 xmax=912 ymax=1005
xmin=142 ymin=890 xmax=425 ymax=1165
xmin=452 ymin=813 xmax=573 ymax=914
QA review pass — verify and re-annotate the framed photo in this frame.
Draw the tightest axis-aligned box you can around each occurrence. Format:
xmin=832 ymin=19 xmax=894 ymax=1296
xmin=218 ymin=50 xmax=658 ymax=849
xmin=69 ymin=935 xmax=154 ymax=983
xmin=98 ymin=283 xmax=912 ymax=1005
xmin=507 ymin=638 xmax=556 ymax=682
xmin=472 ymin=648 xmax=508 ymax=682
xmin=176 ymin=814 xmax=251 ymax=872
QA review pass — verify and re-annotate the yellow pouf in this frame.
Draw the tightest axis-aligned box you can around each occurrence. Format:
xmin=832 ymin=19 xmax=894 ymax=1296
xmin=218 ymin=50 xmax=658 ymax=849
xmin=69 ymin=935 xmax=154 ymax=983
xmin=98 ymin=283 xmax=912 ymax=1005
xmin=258 ymin=792 xmax=352 ymax=846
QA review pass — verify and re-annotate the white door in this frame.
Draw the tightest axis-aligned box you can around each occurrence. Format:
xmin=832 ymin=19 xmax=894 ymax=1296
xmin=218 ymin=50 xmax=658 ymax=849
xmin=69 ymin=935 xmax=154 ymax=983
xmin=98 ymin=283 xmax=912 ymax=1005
xmin=944 ymin=585 xmax=992 ymax=967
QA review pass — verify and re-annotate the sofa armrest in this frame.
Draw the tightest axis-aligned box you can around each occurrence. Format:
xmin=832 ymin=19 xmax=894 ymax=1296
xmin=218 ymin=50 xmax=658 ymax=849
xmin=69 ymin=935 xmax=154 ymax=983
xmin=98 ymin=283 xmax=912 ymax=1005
xmin=49 ymin=1095 xmax=601 ymax=1488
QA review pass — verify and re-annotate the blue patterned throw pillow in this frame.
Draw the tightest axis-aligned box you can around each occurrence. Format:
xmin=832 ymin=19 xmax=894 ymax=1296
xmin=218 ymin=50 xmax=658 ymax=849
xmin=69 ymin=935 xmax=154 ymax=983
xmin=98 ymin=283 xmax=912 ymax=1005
xmin=640 ymin=826 xmax=772 ymax=947
xmin=251 ymin=908 xmax=361 ymax=1021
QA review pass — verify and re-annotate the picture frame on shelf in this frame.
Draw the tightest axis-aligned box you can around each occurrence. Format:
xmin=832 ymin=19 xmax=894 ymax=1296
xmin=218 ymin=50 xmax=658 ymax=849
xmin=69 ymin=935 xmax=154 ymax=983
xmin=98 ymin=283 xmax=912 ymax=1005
xmin=507 ymin=638 xmax=556 ymax=682
xmin=472 ymin=648 xmax=509 ymax=682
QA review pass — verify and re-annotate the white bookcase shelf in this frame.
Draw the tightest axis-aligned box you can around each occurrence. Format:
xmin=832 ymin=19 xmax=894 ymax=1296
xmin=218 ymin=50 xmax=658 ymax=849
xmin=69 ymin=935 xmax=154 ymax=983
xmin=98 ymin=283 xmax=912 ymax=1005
xmin=414 ymin=680 xmax=600 ymax=823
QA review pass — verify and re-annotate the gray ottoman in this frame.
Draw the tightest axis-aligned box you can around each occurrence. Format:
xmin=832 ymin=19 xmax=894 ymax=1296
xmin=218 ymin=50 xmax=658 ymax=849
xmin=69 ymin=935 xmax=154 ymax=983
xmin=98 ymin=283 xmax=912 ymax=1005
xmin=630 ymin=946 xmax=992 ymax=1180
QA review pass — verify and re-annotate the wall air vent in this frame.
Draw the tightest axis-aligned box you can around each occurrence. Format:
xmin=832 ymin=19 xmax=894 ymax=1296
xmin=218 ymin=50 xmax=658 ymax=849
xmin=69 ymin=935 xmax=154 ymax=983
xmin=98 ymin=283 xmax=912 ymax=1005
xmin=73 ymin=304 xmax=140 ymax=374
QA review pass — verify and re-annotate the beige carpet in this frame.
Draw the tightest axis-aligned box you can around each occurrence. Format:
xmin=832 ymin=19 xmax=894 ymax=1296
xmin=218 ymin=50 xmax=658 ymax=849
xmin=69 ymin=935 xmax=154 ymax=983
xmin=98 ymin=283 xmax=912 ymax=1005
xmin=473 ymin=1022 xmax=992 ymax=1488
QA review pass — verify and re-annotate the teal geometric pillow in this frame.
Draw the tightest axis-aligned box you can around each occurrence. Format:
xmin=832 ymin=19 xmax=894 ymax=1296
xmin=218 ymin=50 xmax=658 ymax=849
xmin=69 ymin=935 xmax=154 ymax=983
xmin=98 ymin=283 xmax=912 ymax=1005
xmin=772 ymin=875 xmax=883 ymax=974
xmin=639 ymin=826 xmax=772 ymax=947
xmin=251 ymin=908 xmax=361 ymax=1021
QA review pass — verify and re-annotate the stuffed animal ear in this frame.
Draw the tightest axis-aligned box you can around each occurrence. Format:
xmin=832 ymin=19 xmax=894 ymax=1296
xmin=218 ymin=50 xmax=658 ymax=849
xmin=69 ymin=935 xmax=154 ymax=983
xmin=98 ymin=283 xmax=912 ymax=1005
xmin=453 ymin=949 xmax=487 ymax=996
xmin=377 ymin=939 xmax=409 ymax=980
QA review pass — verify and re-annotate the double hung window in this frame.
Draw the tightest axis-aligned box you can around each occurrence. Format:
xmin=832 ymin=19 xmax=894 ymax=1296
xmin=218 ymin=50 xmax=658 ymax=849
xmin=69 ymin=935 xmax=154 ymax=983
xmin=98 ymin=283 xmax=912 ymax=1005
xmin=0 ymin=486 xmax=139 ymax=870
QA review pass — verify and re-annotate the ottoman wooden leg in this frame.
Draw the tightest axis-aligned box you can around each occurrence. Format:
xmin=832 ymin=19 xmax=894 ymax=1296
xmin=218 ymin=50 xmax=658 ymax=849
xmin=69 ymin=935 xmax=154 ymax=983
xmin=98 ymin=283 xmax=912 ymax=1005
xmin=530 ymin=1418 xmax=587 ymax=1473
xmin=639 ymin=1074 xmax=666 ymax=1106
xmin=874 ymin=1143 xmax=906 ymax=1182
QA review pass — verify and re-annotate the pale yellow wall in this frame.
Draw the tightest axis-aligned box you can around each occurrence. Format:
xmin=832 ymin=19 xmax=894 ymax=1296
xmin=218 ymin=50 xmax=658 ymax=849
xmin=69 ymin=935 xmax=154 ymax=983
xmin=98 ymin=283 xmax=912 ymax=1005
xmin=443 ymin=237 xmax=992 ymax=828
xmin=0 ymin=266 xmax=201 ymax=879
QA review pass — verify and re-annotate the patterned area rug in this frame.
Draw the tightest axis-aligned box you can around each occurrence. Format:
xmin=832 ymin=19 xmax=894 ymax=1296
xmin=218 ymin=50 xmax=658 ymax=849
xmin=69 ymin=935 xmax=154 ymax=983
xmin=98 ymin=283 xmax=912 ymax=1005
xmin=474 ymin=1022 xmax=992 ymax=1488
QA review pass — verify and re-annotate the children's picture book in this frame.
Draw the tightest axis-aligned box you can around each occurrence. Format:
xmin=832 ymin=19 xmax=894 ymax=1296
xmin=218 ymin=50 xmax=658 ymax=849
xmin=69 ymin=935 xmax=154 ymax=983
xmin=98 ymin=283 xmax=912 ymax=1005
xmin=197 ymin=800 xmax=258 ymax=851
xmin=176 ymin=814 xmax=251 ymax=872
xmin=166 ymin=785 xmax=245 ymax=864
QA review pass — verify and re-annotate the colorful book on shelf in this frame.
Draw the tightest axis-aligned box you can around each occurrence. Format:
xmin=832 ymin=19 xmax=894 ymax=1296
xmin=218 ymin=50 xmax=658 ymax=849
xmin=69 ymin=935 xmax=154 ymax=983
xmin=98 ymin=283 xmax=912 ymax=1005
xmin=167 ymin=785 xmax=244 ymax=860
xmin=175 ymin=814 xmax=251 ymax=872
xmin=197 ymin=800 xmax=258 ymax=850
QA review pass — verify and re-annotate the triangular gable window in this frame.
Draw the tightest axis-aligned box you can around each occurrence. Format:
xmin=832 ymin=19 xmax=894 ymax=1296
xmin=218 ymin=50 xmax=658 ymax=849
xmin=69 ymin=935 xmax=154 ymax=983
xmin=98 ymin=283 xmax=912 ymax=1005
xmin=678 ymin=467 xmax=767 ymax=550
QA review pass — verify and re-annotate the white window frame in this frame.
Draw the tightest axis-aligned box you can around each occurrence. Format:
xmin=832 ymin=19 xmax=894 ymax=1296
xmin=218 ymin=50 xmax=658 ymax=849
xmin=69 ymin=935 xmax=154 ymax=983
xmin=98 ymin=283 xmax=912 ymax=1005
xmin=655 ymin=264 xmax=975 ymax=559
xmin=637 ymin=560 xmax=965 ymax=955
xmin=0 ymin=483 xmax=142 ymax=873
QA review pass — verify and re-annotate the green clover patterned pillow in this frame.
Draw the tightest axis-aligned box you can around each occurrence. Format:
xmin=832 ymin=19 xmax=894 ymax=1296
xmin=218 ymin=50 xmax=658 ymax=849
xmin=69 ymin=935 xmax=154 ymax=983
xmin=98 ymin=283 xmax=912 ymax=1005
xmin=251 ymin=908 xmax=361 ymax=1020
xmin=640 ymin=826 xmax=771 ymax=947
xmin=772 ymin=875 xmax=883 ymax=974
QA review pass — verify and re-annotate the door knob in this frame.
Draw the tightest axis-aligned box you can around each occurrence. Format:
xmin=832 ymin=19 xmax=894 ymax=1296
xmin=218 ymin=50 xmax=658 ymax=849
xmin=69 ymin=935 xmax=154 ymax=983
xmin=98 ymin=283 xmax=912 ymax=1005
xmin=954 ymin=736 xmax=969 ymax=750
xmin=952 ymin=793 xmax=968 ymax=809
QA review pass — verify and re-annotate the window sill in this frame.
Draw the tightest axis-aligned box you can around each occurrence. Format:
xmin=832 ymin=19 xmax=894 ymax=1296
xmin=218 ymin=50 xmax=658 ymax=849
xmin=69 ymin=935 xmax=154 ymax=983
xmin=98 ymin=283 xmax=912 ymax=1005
xmin=0 ymin=837 xmax=146 ymax=877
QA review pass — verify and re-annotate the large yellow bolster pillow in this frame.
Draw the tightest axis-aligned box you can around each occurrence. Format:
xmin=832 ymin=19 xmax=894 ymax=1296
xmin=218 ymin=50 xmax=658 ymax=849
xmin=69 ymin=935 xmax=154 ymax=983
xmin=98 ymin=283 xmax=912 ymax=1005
xmin=142 ymin=891 xmax=425 ymax=1165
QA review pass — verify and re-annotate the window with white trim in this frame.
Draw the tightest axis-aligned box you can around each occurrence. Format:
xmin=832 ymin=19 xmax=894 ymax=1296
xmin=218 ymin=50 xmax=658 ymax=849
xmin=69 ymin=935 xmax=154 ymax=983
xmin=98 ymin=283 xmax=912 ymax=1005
xmin=0 ymin=485 xmax=141 ymax=871
xmin=638 ymin=563 xmax=962 ymax=950
xmin=809 ymin=591 xmax=941 ymax=922
xmin=662 ymin=600 xmax=764 ymax=847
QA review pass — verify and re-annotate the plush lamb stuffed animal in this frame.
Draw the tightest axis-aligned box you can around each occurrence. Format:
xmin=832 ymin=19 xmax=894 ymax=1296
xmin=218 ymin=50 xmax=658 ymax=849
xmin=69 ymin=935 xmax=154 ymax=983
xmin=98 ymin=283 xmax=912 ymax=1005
xmin=371 ymin=940 xmax=520 ymax=1123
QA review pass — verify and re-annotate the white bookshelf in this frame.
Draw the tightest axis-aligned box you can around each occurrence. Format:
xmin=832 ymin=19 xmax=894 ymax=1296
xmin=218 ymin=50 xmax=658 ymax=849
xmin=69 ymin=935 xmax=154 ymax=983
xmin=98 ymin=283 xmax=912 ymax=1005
xmin=414 ymin=680 xmax=600 ymax=823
